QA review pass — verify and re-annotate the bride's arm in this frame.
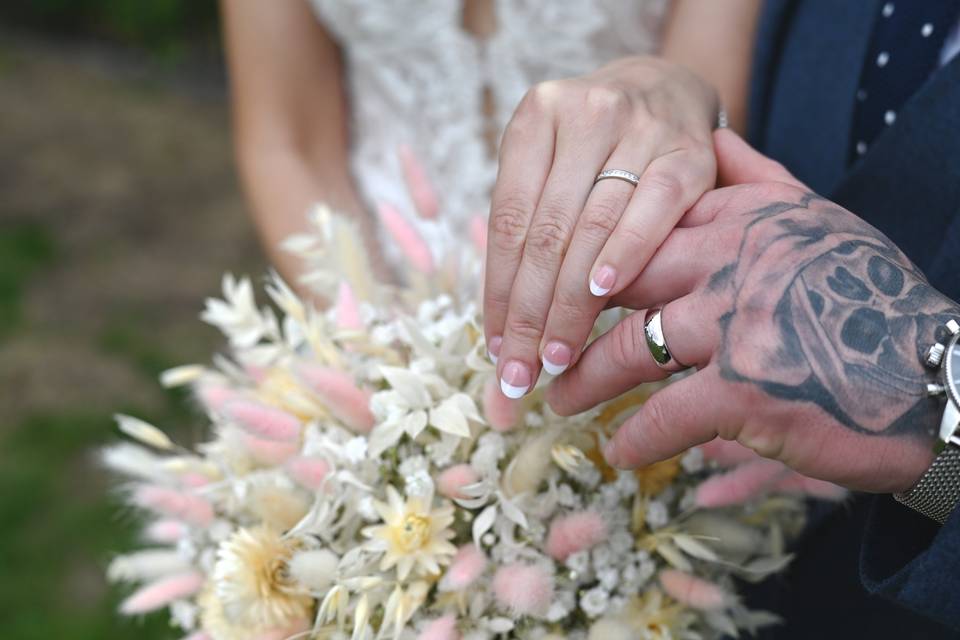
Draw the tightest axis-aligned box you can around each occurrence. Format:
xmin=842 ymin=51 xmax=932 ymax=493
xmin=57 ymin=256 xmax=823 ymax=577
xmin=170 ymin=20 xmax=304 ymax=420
xmin=220 ymin=0 xmax=372 ymax=285
xmin=660 ymin=0 xmax=762 ymax=134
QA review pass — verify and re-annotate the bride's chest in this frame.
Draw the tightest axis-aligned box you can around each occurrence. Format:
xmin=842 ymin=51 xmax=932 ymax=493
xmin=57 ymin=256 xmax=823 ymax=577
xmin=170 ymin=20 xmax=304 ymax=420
xmin=307 ymin=0 xmax=667 ymax=76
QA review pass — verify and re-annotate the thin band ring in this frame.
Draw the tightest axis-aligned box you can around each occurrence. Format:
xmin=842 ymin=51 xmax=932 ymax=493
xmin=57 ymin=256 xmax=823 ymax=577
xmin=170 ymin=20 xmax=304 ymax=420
xmin=644 ymin=307 xmax=690 ymax=372
xmin=594 ymin=169 xmax=641 ymax=187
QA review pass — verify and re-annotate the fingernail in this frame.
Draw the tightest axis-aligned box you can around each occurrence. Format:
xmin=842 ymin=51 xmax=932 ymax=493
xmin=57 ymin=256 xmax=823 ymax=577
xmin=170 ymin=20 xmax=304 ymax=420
xmin=589 ymin=265 xmax=616 ymax=297
xmin=542 ymin=341 xmax=572 ymax=376
xmin=603 ymin=439 xmax=622 ymax=468
xmin=500 ymin=361 xmax=531 ymax=399
xmin=487 ymin=336 xmax=502 ymax=365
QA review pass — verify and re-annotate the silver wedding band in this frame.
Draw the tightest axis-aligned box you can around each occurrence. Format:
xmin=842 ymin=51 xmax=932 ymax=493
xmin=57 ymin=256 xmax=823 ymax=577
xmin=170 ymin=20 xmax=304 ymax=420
xmin=594 ymin=169 xmax=640 ymax=187
xmin=644 ymin=307 xmax=689 ymax=372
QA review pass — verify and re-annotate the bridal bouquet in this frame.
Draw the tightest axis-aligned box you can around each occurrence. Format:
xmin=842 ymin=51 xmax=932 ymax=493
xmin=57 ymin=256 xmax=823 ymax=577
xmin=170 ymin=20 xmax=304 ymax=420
xmin=105 ymin=196 xmax=840 ymax=640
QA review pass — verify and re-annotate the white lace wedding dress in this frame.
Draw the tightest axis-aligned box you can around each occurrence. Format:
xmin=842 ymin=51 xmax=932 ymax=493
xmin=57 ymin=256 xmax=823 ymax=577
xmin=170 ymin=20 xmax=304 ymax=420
xmin=307 ymin=0 xmax=668 ymax=256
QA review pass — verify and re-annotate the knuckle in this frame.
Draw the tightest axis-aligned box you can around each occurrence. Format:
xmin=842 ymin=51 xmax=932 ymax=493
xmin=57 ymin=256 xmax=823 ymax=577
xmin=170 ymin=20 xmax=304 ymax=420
xmin=607 ymin=315 xmax=645 ymax=370
xmin=584 ymin=85 xmax=630 ymax=120
xmin=524 ymin=81 xmax=561 ymax=114
xmin=614 ymin=223 xmax=652 ymax=253
xmin=489 ymin=197 xmax=530 ymax=250
xmin=579 ymin=197 xmax=623 ymax=239
xmin=638 ymin=398 xmax=673 ymax=457
xmin=550 ymin=286 xmax=592 ymax=324
xmin=526 ymin=213 xmax=572 ymax=260
xmin=640 ymin=170 xmax=686 ymax=204
xmin=505 ymin=310 xmax=545 ymax=344
xmin=755 ymin=180 xmax=802 ymax=203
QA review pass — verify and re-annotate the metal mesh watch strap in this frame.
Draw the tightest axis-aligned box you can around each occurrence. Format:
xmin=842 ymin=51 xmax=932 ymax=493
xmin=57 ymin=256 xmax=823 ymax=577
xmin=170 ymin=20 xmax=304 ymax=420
xmin=894 ymin=445 xmax=960 ymax=524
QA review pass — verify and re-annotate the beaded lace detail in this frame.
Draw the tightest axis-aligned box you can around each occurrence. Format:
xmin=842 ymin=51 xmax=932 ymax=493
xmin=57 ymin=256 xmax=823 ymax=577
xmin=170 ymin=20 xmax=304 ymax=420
xmin=308 ymin=0 xmax=667 ymax=253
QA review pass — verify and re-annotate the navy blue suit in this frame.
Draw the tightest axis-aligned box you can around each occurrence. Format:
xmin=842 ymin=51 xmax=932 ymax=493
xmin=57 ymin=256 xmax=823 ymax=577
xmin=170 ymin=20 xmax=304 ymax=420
xmin=746 ymin=1 xmax=960 ymax=636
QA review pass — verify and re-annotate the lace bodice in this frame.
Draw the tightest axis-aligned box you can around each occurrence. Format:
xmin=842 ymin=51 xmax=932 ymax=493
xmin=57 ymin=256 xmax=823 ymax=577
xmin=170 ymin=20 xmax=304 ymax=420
xmin=307 ymin=0 xmax=668 ymax=254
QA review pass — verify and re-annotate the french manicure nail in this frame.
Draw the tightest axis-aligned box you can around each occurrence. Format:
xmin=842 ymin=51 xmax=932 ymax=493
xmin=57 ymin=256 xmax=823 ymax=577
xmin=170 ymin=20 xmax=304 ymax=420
xmin=500 ymin=361 xmax=531 ymax=399
xmin=542 ymin=341 xmax=573 ymax=376
xmin=589 ymin=265 xmax=616 ymax=297
xmin=487 ymin=336 xmax=502 ymax=365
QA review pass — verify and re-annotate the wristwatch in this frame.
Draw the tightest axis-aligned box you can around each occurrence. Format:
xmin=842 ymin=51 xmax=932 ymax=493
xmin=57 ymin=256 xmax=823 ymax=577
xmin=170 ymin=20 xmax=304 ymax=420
xmin=894 ymin=319 xmax=960 ymax=524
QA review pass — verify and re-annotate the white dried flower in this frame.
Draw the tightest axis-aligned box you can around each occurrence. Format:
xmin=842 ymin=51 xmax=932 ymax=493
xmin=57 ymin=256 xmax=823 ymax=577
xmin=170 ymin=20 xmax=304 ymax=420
xmin=681 ymin=447 xmax=705 ymax=473
xmin=579 ymin=586 xmax=610 ymax=618
xmin=645 ymin=500 xmax=670 ymax=530
xmin=565 ymin=551 xmax=590 ymax=576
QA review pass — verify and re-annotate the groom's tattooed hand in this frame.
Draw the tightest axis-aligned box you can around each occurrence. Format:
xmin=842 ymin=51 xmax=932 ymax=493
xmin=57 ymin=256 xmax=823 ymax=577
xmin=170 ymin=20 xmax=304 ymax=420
xmin=547 ymin=178 xmax=960 ymax=490
xmin=710 ymin=191 xmax=960 ymax=443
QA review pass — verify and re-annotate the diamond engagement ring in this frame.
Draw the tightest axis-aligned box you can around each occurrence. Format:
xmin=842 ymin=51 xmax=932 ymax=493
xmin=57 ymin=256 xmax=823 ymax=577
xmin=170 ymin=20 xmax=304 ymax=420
xmin=594 ymin=169 xmax=641 ymax=187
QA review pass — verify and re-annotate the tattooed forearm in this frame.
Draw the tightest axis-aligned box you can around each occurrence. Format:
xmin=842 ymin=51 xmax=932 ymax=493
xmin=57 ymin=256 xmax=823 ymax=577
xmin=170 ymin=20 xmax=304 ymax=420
xmin=712 ymin=193 xmax=960 ymax=439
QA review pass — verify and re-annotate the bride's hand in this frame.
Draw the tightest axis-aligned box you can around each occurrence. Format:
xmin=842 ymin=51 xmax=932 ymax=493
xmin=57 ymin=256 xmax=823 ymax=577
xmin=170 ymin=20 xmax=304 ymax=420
xmin=483 ymin=56 xmax=719 ymax=397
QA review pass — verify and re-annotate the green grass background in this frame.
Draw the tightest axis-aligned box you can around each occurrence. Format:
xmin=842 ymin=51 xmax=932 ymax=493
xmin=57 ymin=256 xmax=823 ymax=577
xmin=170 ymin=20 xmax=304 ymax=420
xmin=0 ymin=4 xmax=263 ymax=636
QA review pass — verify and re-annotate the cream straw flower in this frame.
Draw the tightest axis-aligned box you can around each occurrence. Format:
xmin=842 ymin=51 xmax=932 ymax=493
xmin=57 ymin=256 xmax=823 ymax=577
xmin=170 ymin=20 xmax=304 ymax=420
xmin=363 ymin=486 xmax=457 ymax=580
xmin=210 ymin=527 xmax=312 ymax=631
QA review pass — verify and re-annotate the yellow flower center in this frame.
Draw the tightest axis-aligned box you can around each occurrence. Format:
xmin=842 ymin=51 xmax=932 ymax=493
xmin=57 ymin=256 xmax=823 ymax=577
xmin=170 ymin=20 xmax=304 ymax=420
xmin=397 ymin=514 xmax=431 ymax=552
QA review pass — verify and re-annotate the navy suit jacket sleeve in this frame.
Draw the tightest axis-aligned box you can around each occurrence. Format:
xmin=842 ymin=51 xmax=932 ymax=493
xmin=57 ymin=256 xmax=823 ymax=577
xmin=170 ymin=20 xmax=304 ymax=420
xmin=861 ymin=497 xmax=960 ymax=630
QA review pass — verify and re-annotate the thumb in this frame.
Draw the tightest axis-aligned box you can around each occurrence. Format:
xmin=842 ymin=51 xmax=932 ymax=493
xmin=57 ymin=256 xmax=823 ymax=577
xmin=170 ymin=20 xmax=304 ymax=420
xmin=714 ymin=129 xmax=806 ymax=188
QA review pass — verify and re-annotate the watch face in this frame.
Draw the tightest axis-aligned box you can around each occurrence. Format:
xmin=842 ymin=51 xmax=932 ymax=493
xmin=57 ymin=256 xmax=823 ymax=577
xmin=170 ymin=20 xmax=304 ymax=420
xmin=946 ymin=335 xmax=960 ymax=407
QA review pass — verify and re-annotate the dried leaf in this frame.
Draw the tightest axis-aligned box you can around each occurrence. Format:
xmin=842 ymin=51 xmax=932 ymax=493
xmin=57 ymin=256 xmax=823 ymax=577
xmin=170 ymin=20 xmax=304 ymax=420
xmin=473 ymin=505 xmax=497 ymax=547
xmin=114 ymin=414 xmax=175 ymax=451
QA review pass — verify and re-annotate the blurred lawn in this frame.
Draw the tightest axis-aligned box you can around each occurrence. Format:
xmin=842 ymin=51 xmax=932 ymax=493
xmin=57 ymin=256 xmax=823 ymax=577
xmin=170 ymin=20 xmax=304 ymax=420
xmin=0 ymin=13 xmax=264 ymax=638
xmin=1 ymin=0 xmax=219 ymax=59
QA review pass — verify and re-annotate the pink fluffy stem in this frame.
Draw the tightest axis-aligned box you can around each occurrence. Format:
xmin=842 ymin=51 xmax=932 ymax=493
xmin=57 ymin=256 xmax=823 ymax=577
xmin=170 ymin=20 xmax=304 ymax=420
xmin=659 ymin=569 xmax=728 ymax=610
xmin=119 ymin=571 xmax=204 ymax=615
xmin=398 ymin=145 xmax=440 ymax=220
xmin=222 ymin=400 xmax=301 ymax=443
xmin=377 ymin=202 xmax=435 ymax=274
xmin=285 ymin=456 xmax=332 ymax=492
xmin=133 ymin=485 xmax=214 ymax=527
xmin=295 ymin=364 xmax=375 ymax=433
xmin=775 ymin=471 xmax=848 ymax=501
xmin=418 ymin=614 xmax=460 ymax=640
xmin=335 ymin=281 xmax=363 ymax=331
xmin=694 ymin=459 xmax=791 ymax=508
xmin=469 ymin=214 xmax=488 ymax=254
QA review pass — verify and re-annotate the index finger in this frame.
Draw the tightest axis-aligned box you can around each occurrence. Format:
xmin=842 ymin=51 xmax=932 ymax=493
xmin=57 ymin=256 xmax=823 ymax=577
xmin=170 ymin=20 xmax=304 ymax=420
xmin=483 ymin=99 xmax=556 ymax=360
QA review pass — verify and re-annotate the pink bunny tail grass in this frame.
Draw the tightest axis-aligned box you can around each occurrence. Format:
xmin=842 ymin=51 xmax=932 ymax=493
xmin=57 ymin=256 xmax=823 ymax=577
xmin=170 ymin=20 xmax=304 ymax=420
xmin=377 ymin=202 xmax=435 ymax=274
xmin=698 ymin=439 xmax=758 ymax=467
xmin=659 ymin=569 xmax=729 ymax=611
xmin=119 ymin=571 xmax=204 ymax=615
xmin=492 ymin=563 xmax=554 ymax=616
xmin=335 ymin=281 xmax=363 ymax=331
xmin=442 ymin=545 xmax=488 ymax=590
xmin=469 ymin=214 xmax=488 ymax=254
xmin=418 ymin=614 xmax=461 ymax=640
xmin=222 ymin=400 xmax=301 ymax=443
xmin=180 ymin=632 xmax=211 ymax=640
xmin=240 ymin=433 xmax=300 ymax=466
xmin=295 ymin=364 xmax=375 ymax=433
xmin=482 ymin=377 xmax=519 ymax=431
xmin=775 ymin=472 xmax=848 ymax=501
xmin=179 ymin=472 xmax=212 ymax=489
xmin=144 ymin=519 xmax=188 ymax=544
xmin=133 ymin=485 xmax=214 ymax=527
xmin=243 ymin=363 xmax=268 ymax=383
xmin=195 ymin=383 xmax=242 ymax=414
xmin=398 ymin=145 xmax=440 ymax=220
xmin=285 ymin=456 xmax=332 ymax=491
xmin=437 ymin=464 xmax=479 ymax=500
xmin=694 ymin=459 xmax=791 ymax=509
xmin=545 ymin=510 xmax=608 ymax=561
